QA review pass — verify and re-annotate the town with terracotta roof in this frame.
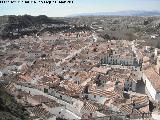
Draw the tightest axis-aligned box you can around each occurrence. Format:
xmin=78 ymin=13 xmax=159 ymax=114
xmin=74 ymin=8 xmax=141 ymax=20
xmin=1 ymin=14 xmax=160 ymax=120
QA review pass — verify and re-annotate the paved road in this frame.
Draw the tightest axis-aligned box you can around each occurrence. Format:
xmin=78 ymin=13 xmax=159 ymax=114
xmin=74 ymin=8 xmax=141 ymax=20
xmin=56 ymin=43 xmax=92 ymax=66
xmin=56 ymin=33 xmax=97 ymax=66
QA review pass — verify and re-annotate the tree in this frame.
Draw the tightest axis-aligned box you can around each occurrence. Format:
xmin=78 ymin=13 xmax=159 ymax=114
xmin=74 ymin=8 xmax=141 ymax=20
xmin=104 ymin=34 xmax=110 ymax=40
xmin=125 ymin=32 xmax=136 ymax=41
xmin=144 ymin=20 xmax=149 ymax=25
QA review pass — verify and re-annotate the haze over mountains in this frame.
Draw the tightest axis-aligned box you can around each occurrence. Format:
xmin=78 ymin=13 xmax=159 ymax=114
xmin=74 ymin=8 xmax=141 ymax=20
xmin=70 ymin=10 xmax=160 ymax=17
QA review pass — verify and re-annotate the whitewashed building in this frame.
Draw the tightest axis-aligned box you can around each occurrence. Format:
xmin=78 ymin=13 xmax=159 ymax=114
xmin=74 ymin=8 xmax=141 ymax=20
xmin=2 ymin=62 xmax=26 ymax=74
xmin=142 ymin=67 xmax=160 ymax=102
xmin=25 ymin=50 xmax=42 ymax=59
xmin=102 ymin=54 xmax=137 ymax=66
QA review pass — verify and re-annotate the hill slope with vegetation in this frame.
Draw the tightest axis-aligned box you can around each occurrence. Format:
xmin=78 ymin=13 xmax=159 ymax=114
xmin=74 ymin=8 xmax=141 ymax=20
xmin=0 ymin=89 xmax=30 ymax=120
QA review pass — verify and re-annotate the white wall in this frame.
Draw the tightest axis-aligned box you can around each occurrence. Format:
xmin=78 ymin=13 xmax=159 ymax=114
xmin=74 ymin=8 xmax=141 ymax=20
xmin=152 ymin=111 xmax=160 ymax=120
xmin=3 ymin=65 xmax=22 ymax=74
xmin=26 ymin=52 xmax=42 ymax=59
xmin=143 ymin=73 xmax=157 ymax=101
xmin=105 ymin=55 xmax=134 ymax=66
xmin=156 ymin=93 xmax=160 ymax=101
xmin=88 ymin=94 xmax=107 ymax=104
xmin=132 ymin=81 xmax=137 ymax=92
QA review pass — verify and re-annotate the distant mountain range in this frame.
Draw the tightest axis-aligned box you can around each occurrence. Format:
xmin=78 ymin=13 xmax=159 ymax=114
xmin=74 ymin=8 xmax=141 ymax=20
xmin=69 ymin=10 xmax=160 ymax=17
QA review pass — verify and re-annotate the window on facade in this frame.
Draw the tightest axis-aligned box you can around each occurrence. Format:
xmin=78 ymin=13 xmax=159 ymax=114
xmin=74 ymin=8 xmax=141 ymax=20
xmin=60 ymin=95 xmax=62 ymax=99
xmin=94 ymin=95 xmax=96 ymax=98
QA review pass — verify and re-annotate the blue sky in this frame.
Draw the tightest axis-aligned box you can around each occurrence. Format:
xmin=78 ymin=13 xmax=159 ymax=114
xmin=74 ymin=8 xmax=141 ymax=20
xmin=0 ymin=0 xmax=160 ymax=17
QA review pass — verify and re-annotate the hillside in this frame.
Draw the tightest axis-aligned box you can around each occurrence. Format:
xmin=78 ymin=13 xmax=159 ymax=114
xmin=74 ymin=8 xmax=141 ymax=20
xmin=0 ymin=15 xmax=68 ymax=39
xmin=0 ymin=89 xmax=30 ymax=120
xmin=70 ymin=10 xmax=160 ymax=17
xmin=69 ymin=16 xmax=160 ymax=47
xmin=0 ymin=15 xmax=92 ymax=39
xmin=0 ymin=15 xmax=67 ymax=27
